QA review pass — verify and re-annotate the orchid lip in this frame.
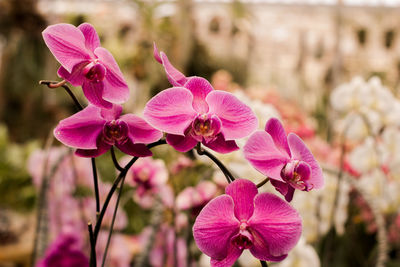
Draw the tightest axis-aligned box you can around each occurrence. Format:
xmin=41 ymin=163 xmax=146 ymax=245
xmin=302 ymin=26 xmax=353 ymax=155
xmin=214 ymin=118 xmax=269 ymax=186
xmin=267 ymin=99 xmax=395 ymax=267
xmin=102 ymin=120 xmax=129 ymax=145
xmin=191 ymin=113 xmax=222 ymax=139
xmin=83 ymin=62 xmax=106 ymax=82
xmin=282 ymin=160 xmax=313 ymax=191
xmin=231 ymin=222 xmax=253 ymax=250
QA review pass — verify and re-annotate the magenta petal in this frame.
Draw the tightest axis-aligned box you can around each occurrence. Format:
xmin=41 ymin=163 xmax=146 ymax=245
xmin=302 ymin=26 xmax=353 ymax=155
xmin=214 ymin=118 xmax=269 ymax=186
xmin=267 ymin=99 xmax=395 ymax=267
xmin=225 ymin=179 xmax=258 ymax=221
xmin=78 ymin=23 xmax=100 ymax=52
xmin=166 ymin=133 xmax=198 ymax=152
xmin=270 ymin=180 xmax=295 ymax=202
xmin=100 ymin=104 xmax=123 ymax=121
xmin=42 ymin=23 xmax=90 ymax=73
xmin=210 ymin=244 xmax=243 ymax=267
xmin=54 ymin=105 xmax=104 ymax=149
xmin=116 ymin=140 xmax=152 ymax=157
xmin=288 ymin=133 xmax=324 ymax=189
xmin=82 ymin=81 xmax=112 ymax=109
xmin=154 ymin=44 xmax=187 ymax=86
xmin=243 ymin=131 xmax=289 ymax=181
xmin=144 ymin=87 xmax=197 ymax=135
xmin=94 ymin=47 xmax=129 ymax=104
xmin=248 ymin=193 xmax=301 ymax=260
xmin=76 ymin=140 xmax=111 ymax=158
xmin=184 ymin=77 xmax=213 ymax=113
xmin=57 ymin=62 xmax=88 ymax=86
xmin=204 ymin=134 xmax=239 ymax=154
xmin=120 ymin=114 xmax=163 ymax=143
xmin=265 ymin=118 xmax=291 ymax=158
xmin=206 ymin=91 xmax=258 ymax=140
xmin=193 ymin=195 xmax=240 ymax=260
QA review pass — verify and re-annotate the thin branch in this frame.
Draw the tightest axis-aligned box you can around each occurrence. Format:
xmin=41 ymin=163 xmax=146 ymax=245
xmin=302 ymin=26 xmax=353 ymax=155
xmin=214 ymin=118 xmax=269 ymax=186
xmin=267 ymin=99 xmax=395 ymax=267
xmin=195 ymin=144 xmax=235 ymax=183
xmin=260 ymin=261 xmax=268 ymax=267
xmin=257 ymin=177 xmax=269 ymax=188
xmin=101 ymin=174 xmax=126 ymax=267
xmin=110 ymin=147 xmax=124 ymax=172
xmin=39 ymin=80 xmax=83 ymax=111
xmin=91 ymin=158 xmax=100 ymax=216
xmin=88 ymin=223 xmax=97 ymax=267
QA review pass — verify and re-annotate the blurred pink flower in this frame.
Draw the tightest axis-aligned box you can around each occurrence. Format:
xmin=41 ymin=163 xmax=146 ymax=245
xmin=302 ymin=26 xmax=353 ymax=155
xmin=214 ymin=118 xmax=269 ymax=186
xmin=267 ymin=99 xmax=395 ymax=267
xmin=42 ymin=23 xmax=129 ymax=109
xmin=244 ymin=118 xmax=324 ymax=202
xmin=54 ymin=104 xmax=162 ymax=158
xmin=193 ymin=179 xmax=302 ymax=266
xmin=96 ymin=231 xmax=132 ymax=267
xmin=145 ymin=46 xmax=257 ymax=154
xmin=36 ymin=234 xmax=89 ymax=267
xmin=124 ymin=157 xmax=171 ymax=208
xmin=176 ymin=181 xmax=217 ymax=216
xmin=170 ymin=155 xmax=194 ymax=175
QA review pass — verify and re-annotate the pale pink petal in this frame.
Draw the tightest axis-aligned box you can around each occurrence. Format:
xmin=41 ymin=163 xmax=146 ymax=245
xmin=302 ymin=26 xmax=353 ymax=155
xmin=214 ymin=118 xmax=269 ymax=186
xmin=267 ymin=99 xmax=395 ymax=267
xmin=54 ymin=106 xmax=104 ymax=149
xmin=120 ymin=114 xmax=163 ymax=143
xmin=184 ymin=77 xmax=213 ymax=113
xmin=265 ymin=118 xmax=291 ymax=158
xmin=78 ymin=23 xmax=100 ymax=52
xmin=243 ymin=131 xmax=289 ymax=181
xmin=57 ymin=62 xmax=88 ymax=86
xmin=288 ymin=133 xmax=324 ymax=189
xmin=82 ymin=81 xmax=113 ymax=109
xmin=94 ymin=47 xmax=129 ymax=104
xmin=100 ymin=104 xmax=122 ymax=121
xmin=270 ymin=180 xmax=295 ymax=202
xmin=225 ymin=179 xmax=258 ymax=221
xmin=193 ymin=195 xmax=240 ymax=260
xmin=248 ymin=193 xmax=302 ymax=260
xmin=204 ymin=134 xmax=239 ymax=154
xmin=116 ymin=140 xmax=152 ymax=157
xmin=144 ymin=87 xmax=197 ymax=135
xmin=42 ymin=23 xmax=91 ymax=72
xmin=210 ymin=244 xmax=242 ymax=267
xmin=166 ymin=133 xmax=198 ymax=152
xmin=206 ymin=91 xmax=258 ymax=140
xmin=75 ymin=140 xmax=111 ymax=158
xmin=153 ymin=44 xmax=188 ymax=86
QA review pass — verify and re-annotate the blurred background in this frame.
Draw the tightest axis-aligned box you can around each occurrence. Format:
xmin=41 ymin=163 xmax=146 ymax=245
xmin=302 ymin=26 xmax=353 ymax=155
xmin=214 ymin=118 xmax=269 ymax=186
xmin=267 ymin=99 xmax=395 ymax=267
xmin=1 ymin=0 xmax=400 ymax=266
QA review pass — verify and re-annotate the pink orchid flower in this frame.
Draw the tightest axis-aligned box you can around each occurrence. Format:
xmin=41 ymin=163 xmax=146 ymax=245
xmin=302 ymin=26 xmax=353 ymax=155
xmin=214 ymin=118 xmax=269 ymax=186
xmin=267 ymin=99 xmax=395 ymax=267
xmin=54 ymin=104 xmax=162 ymax=158
xmin=244 ymin=118 xmax=324 ymax=202
xmin=42 ymin=23 xmax=129 ymax=109
xmin=193 ymin=179 xmax=302 ymax=267
xmin=144 ymin=48 xmax=257 ymax=153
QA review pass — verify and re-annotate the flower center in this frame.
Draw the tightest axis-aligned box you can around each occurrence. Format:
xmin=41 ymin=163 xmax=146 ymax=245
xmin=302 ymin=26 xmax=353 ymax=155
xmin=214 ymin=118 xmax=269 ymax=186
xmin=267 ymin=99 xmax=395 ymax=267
xmin=282 ymin=160 xmax=313 ymax=191
xmin=192 ymin=114 xmax=221 ymax=139
xmin=231 ymin=222 xmax=253 ymax=249
xmin=83 ymin=62 xmax=106 ymax=82
xmin=103 ymin=120 xmax=128 ymax=145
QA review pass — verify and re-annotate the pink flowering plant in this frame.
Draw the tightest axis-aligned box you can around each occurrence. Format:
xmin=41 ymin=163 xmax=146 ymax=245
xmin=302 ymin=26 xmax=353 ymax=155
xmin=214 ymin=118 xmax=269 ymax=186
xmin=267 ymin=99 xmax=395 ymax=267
xmin=35 ymin=22 xmax=324 ymax=267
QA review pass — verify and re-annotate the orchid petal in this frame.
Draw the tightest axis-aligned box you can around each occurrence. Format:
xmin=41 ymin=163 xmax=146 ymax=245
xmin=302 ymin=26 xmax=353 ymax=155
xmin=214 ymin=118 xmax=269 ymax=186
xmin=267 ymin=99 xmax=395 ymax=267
xmin=243 ymin=131 xmax=289 ymax=182
xmin=78 ymin=23 xmax=100 ymax=52
xmin=75 ymin=140 xmax=111 ymax=158
xmin=54 ymin=106 xmax=104 ymax=149
xmin=166 ymin=133 xmax=198 ymax=152
xmin=206 ymin=91 xmax=258 ymax=140
xmin=100 ymin=104 xmax=122 ymax=121
xmin=193 ymin=195 xmax=239 ymax=260
xmin=120 ymin=114 xmax=163 ymax=143
xmin=270 ymin=180 xmax=295 ymax=202
xmin=82 ymin=81 xmax=112 ymax=109
xmin=265 ymin=118 xmax=291 ymax=158
xmin=144 ymin=87 xmax=197 ymax=135
xmin=225 ymin=179 xmax=258 ymax=221
xmin=204 ymin=133 xmax=239 ymax=154
xmin=94 ymin=47 xmax=129 ymax=104
xmin=184 ymin=77 xmax=213 ymax=113
xmin=42 ymin=23 xmax=90 ymax=73
xmin=210 ymin=244 xmax=242 ymax=267
xmin=116 ymin=140 xmax=152 ymax=157
xmin=288 ymin=133 xmax=324 ymax=189
xmin=57 ymin=62 xmax=88 ymax=86
xmin=248 ymin=193 xmax=301 ymax=260
xmin=153 ymin=44 xmax=187 ymax=86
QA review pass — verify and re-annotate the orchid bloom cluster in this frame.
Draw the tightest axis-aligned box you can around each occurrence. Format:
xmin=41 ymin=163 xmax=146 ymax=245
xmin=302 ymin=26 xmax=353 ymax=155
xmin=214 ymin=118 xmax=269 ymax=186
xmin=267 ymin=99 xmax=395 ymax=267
xmin=39 ymin=22 xmax=324 ymax=267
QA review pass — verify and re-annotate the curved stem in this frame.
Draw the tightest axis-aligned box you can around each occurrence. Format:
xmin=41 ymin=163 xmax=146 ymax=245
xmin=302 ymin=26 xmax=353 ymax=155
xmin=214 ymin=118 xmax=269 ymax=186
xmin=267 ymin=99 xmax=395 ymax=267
xmin=260 ymin=260 xmax=268 ymax=267
xmin=257 ymin=177 xmax=269 ymax=188
xmin=110 ymin=147 xmax=124 ymax=172
xmin=195 ymin=144 xmax=235 ymax=183
xmin=39 ymin=80 xmax=83 ymax=111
